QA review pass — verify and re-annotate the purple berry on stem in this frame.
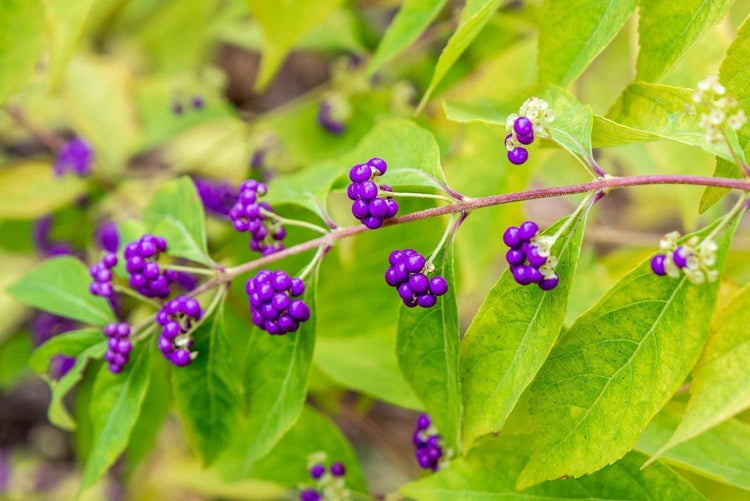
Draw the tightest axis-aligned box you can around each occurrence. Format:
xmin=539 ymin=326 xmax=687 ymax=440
xmin=518 ymin=221 xmax=539 ymax=241
xmin=651 ymin=254 xmax=667 ymax=276
xmin=513 ymin=116 xmax=533 ymax=136
xmin=673 ymin=246 xmax=689 ymax=268
xmin=507 ymin=147 xmax=528 ymax=165
xmin=539 ymin=275 xmax=559 ymax=291
xmin=428 ymin=276 xmax=448 ymax=296
xmin=503 ymin=226 xmax=521 ymax=248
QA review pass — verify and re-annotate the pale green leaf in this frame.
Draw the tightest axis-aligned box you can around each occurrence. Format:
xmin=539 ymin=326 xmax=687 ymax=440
xmin=539 ymin=85 xmax=596 ymax=165
xmin=41 ymin=0 xmax=94 ymax=87
xmin=397 ymin=246 xmax=461 ymax=451
xmin=0 ymin=0 xmax=45 ymax=104
xmin=460 ymin=210 xmax=589 ymax=451
xmin=29 ymin=328 xmax=101 ymax=374
xmin=80 ymin=340 xmax=152 ymax=492
xmin=0 ymin=162 xmax=88 ymax=219
xmin=538 ymin=0 xmax=636 ymax=87
xmin=591 ymin=114 xmax=659 ymax=147
xmin=401 ymin=434 xmax=704 ymax=500
xmin=172 ymin=302 xmax=242 ymax=465
xmin=637 ymin=0 xmax=735 ymax=82
xmin=517 ymin=217 xmax=739 ymax=489
xmin=650 ymin=284 xmax=750 ymax=461
xmin=442 ymin=99 xmax=515 ymax=124
xmin=637 ymin=399 xmax=750 ymax=490
xmin=144 ymin=176 xmax=212 ymax=266
xmin=368 ymin=0 xmax=448 ymax=75
xmin=245 ymin=0 xmax=345 ymax=90
xmin=0 ymin=332 xmax=32 ymax=389
xmin=720 ymin=15 xmax=750 ymax=146
xmin=699 ymin=156 xmax=744 ymax=214
xmin=8 ymin=256 xmax=115 ymax=325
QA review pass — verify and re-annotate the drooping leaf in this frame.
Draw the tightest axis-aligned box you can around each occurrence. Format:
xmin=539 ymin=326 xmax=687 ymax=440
xmin=144 ymin=176 xmax=212 ymax=266
xmin=649 ymin=284 xmax=750 ymax=461
xmin=172 ymin=300 xmax=242 ymax=465
xmin=401 ymin=434 xmax=704 ymax=500
xmin=397 ymin=244 xmax=461 ymax=451
xmin=460 ymin=209 xmax=590 ymax=452
xmin=636 ymin=0 xmax=735 ymax=83
xmin=29 ymin=328 xmax=101 ymax=374
xmin=0 ymin=0 xmax=45 ymax=104
xmin=80 ymin=339 xmax=152 ymax=492
xmin=537 ymin=0 xmax=636 ymax=87
xmin=608 ymin=82 xmax=741 ymax=162
xmin=244 ymin=0 xmax=345 ymax=90
xmin=699 ymin=157 xmax=745 ymax=214
xmin=637 ymin=399 xmax=750 ymax=490
xmin=368 ymin=0 xmax=448 ymax=75
xmin=517 ymin=216 xmax=739 ymax=489
xmin=8 ymin=256 xmax=115 ymax=325
xmin=0 ymin=162 xmax=88 ymax=219
xmin=720 ymin=15 xmax=750 ymax=146
xmin=591 ymin=114 xmax=659 ymax=148
xmin=41 ymin=0 xmax=94 ymax=87
xmin=241 ymin=265 xmax=318 ymax=464
xmin=416 ymin=0 xmax=503 ymax=113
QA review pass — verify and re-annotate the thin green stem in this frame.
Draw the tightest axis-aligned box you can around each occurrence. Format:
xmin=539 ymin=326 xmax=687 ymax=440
xmin=132 ymin=322 xmax=158 ymax=344
xmin=189 ymin=287 xmax=226 ymax=334
xmin=260 ymin=208 xmax=330 ymax=234
xmin=298 ymin=246 xmax=326 ymax=280
xmin=721 ymin=129 xmax=749 ymax=175
xmin=545 ymin=129 xmax=599 ymax=179
xmin=551 ymin=191 xmax=597 ymax=242
xmin=113 ymin=285 xmax=162 ymax=309
xmin=703 ymin=194 xmax=748 ymax=243
xmin=427 ymin=215 xmax=458 ymax=265
xmin=161 ymin=264 xmax=216 ymax=276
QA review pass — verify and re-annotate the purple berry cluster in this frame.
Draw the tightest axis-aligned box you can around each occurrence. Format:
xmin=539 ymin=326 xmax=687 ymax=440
xmin=156 ymin=296 xmax=202 ymax=367
xmin=246 ymin=270 xmax=309 ymax=335
xmin=504 ymin=97 xmax=554 ymax=165
xmin=413 ymin=414 xmax=445 ymax=472
xmin=229 ymin=179 xmax=286 ymax=256
xmin=503 ymin=221 xmax=559 ymax=290
xmin=301 ymin=455 xmax=349 ymax=501
xmin=54 ymin=137 xmax=93 ymax=176
xmin=385 ymin=249 xmax=448 ymax=308
xmin=347 ymin=158 xmax=399 ymax=229
xmin=650 ymin=231 xmax=718 ymax=284
xmin=505 ymin=117 xmax=534 ymax=165
xmin=124 ymin=235 xmax=176 ymax=298
xmin=102 ymin=323 xmax=132 ymax=374
xmin=89 ymin=252 xmax=118 ymax=298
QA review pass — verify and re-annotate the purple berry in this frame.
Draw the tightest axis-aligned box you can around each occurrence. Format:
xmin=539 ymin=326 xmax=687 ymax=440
xmin=164 ymin=322 xmax=181 ymax=339
xmin=158 ymin=335 xmax=173 ymax=354
xmin=272 ymin=293 xmax=290 ymax=311
xmin=385 ymin=198 xmax=399 ymax=218
xmin=512 ymin=265 xmax=531 ymax=285
xmin=651 ymin=254 xmax=667 ymax=276
xmin=389 ymin=250 xmax=405 ymax=265
xmin=278 ymin=314 xmax=298 ymax=333
xmin=264 ymin=320 xmax=281 ymax=335
xmin=539 ymin=275 xmax=559 ymax=290
xmin=330 ymin=462 xmax=346 ymax=477
xmin=117 ymin=340 xmax=132 ymax=355
xmin=102 ymin=253 xmax=118 ymax=268
xmin=385 ymin=267 xmax=401 ymax=287
xmin=506 ymin=248 xmax=524 ymax=266
xmin=288 ymin=299 xmax=310 ymax=321
xmin=346 ymin=183 xmax=359 ymax=201
xmin=516 ymin=131 xmax=534 ymax=145
xmin=528 ymin=267 xmax=543 ymax=283
xmin=349 ymin=163 xmax=371 ymax=182
xmin=171 ymin=350 xmax=191 ymax=367
xmin=405 ymin=254 xmax=426 ymax=273
xmin=398 ymin=283 xmax=413 ymax=301
xmin=359 ymin=181 xmax=378 ymax=200
xmin=300 ymin=490 xmax=320 ymax=501
xmin=183 ymin=298 xmax=201 ymax=318
xmin=428 ymin=276 xmax=448 ymax=296
xmin=408 ymin=273 xmax=428 ymax=294
xmin=417 ymin=413 xmax=431 ymax=430
xmin=367 ymin=157 xmax=387 ymax=175
xmin=364 ymin=217 xmax=383 ymax=229
xmin=351 ymin=200 xmax=369 ymax=220
xmin=518 ymin=221 xmax=539 ymax=241
xmin=309 ymin=464 xmax=325 ymax=479
xmin=417 ymin=294 xmax=437 ymax=308
xmin=526 ymin=246 xmax=547 ymax=267
xmin=126 ymin=256 xmax=144 ymax=273
xmin=673 ymin=246 xmax=689 ymax=268
xmin=116 ymin=323 xmax=130 ymax=337
xmin=507 ymin=147 xmax=528 ymax=165
xmin=290 ymin=278 xmax=305 ymax=297
xmin=503 ymin=226 xmax=521 ymax=248
xmin=368 ymin=198 xmax=388 ymax=218
xmin=272 ymin=271 xmax=291 ymax=291
xmin=108 ymin=363 xmax=123 ymax=374
xmin=513 ymin=116 xmax=533 ymax=136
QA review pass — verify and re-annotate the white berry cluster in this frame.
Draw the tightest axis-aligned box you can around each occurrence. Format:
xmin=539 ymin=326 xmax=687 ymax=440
xmin=659 ymin=231 xmax=719 ymax=284
xmin=531 ymin=235 xmax=559 ymax=280
xmin=692 ymin=76 xmax=747 ymax=143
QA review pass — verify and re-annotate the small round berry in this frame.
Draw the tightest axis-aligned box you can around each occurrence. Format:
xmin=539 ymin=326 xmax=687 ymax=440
xmin=405 ymin=254 xmax=426 ymax=273
xmin=271 ymin=293 xmax=290 ymax=311
xmin=346 ymin=183 xmax=359 ymax=201
xmin=673 ymin=246 xmax=689 ymax=268
xmin=109 ymin=363 xmax=124 ymax=374
xmin=416 ymin=413 xmax=431 ymax=430
xmin=164 ymin=322 xmax=181 ymax=339
xmin=103 ymin=323 xmax=117 ymax=337
xmin=171 ymin=349 xmax=191 ymax=367
xmin=425 ymin=444 xmax=442 ymax=462
xmin=359 ymin=181 xmax=378 ymax=201
xmin=183 ymin=298 xmax=201 ymax=318
xmin=389 ymin=250 xmax=405 ymax=265
xmin=526 ymin=246 xmax=547 ymax=268
xmin=290 ymin=278 xmax=305 ymax=297
xmin=116 ymin=323 xmax=130 ymax=338
xmin=512 ymin=265 xmax=531 ymax=285
xmin=330 ymin=462 xmax=346 ymax=477
xmin=300 ymin=490 xmax=321 ymax=501
xmin=408 ymin=273 xmax=428 ymax=294
xmin=242 ymin=179 xmax=259 ymax=191
xmin=158 ymin=335 xmax=173 ymax=354
xmin=99 ymin=283 xmax=113 ymax=297
xmin=258 ymin=282 xmax=274 ymax=301
xmin=349 ymin=164 xmax=371 ymax=183
xmin=363 ymin=216 xmax=383 ymax=229
xmin=503 ymin=226 xmax=521 ymax=248
xmin=528 ymin=267 xmax=543 ymax=284
xmin=139 ymin=240 xmax=157 ymax=258
xmin=368 ymin=198 xmax=388 ymax=218
xmin=126 ymin=256 xmax=144 ymax=273
xmin=539 ymin=275 xmax=559 ymax=291
xmin=154 ymin=236 xmax=167 ymax=252
xmin=272 ymin=271 xmax=291 ymax=291
xmin=416 ymin=450 xmax=431 ymax=469
xmin=514 ymin=116 xmax=533 ymax=136
xmin=112 ymin=353 xmax=127 ymax=366
xmin=261 ymin=303 xmax=279 ymax=320
xmin=240 ymin=189 xmax=257 ymax=205
xmin=385 ymin=198 xmax=399 ymax=218
xmin=506 ymin=248 xmax=524 ymax=266
xmin=428 ymin=276 xmax=448 ymax=296
xmin=129 ymin=274 xmax=146 ymax=289
xmin=417 ymin=294 xmax=437 ymax=308
xmin=367 ymin=157 xmax=387 ymax=175
xmin=351 ymin=200 xmax=369 ymax=220
xmin=278 ymin=314 xmax=298 ymax=333
xmin=507 ymin=147 xmax=528 ymax=165
xmin=264 ymin=320 xmax=281 ymax=335
xmin=103 ymin=253 xmax=118 ymax=268
xmin=403 ymin=296 xmax=417 ymax=308
xmin=288 ymin=299 xmax=310 ymax=321
xmin=143 ymin=262 xmax=160 ymax=279
xmin=192 ymin=96 xmax=204 ymax=109
xmin=393 ymin=262 xmax=408 ymax=283
xmin=108 ymin=338 xmax=119 ymax=350
xmin=385 ymin=267 xmax=401 ymax=287
xmin=651 ymin=254 xmax=667 ymax=276
xmin=398 ymin=283 xmax=414 ymax=301
xmin=95 ymin=269 xmax=112 ymax=283
xmin=166 ymin=299 xmax=181 ymax=315
xmin=233 ymin=219 xmax=248 ymax=232
xmin=273 ymin=227 xmax=286 ymax=241
xmin=124 ymin=242 xmax=138 ymax=258
xmin=309 ymin=464 xmax=325 ymax=480
xmin=117 ymin=339 xmax=132 ymax=355
xmin=518 ymin=221 xmax=539 ymax=241
xmin=516 ymin=132 xmax=534 ymax=145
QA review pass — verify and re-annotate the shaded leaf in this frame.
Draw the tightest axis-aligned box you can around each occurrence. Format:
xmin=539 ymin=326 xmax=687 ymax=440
xmin=591 ymin=114 xmax=659 ymax=148
xmin=699 ymin=157 xmax=744 ymax=214
xmin=720 ymin=15 xmax=750 ymax=146
xmin=49 ymin=341 xmax=106 ymax=430
xmin=29 ymin=328 xmax=101 ymax=374
xmin=0 ymin=0 xmax=45 ymax=104
xmin=0 ymin=162 xmax=88 ymax=219
xmin=41 ymin=0 xmax=94 ymax=87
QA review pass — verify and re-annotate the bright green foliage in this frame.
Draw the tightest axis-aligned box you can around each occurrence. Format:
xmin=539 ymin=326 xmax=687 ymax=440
xmin=591 ymin=114 xmax=658 ymax=148
xmin=539 ymin=85 xmax=595 ymax=164
xmin=651 ymin=284 xmax=750 ymax=460
xmin=368 ymin=0 xmax=448 ymax=75
xmin=144 ymin=176 xmax=212 ymax=266
xmin=172 ymin=301 xmax=242 ymax=465
xmin=700 ymin=157 xmax=744 ymax=213
xmin=0 ymin=0 xmax=45 ymax=105
xmin=245 ymin=0 xmax=345 ymax=90
xmin=538 ymin=0 xmax=636 ymax=87
xmin=41 ymin=0 xmax=94 ymax=87
xmin=720 ymin=15 xmax=750 ymax=146
xmin=398 ymin=246 xmax=461 ymax=451
xmin=80 ymin=340 xmax=153 ymax=492
xmin=460 ymin=211 xmax=589 ymax=451
xmin=0 ymin=162 xmax=88 ymax=219
xmin=517 ymin=218 xmax=738 ymax=489
xmin=637 ymin=400 xmax=750 ymax=490
xmin=417 ymin=0 xmax=503 ymax=112
xmin=29 ymin=328 xmax=101 ymax=374
xmin=241 ymin=266 xmax=318 ymax=465
xmin=401 ymin=434 xmax=704 ymax=500
xmin=8 ymin=256 xmax=115 ymax=325
xmin=637 ymin=0 xmax=735 ymax=83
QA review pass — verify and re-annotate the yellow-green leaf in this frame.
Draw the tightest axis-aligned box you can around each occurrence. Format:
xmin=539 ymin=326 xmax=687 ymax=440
xmin=0 ymin=162 xmax=87 ymax=219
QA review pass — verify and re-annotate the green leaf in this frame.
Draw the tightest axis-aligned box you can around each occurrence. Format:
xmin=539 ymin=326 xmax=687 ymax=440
xmin=0 ymin=332 xmax=32 ymax=389
xmin=699 ymin=157 xmax=744 ymax=214
xmin=636 ymin=0 xmax=735 ymax=83
xmin=401 ymin=434 xmax=704 ymax=500
xmin=517 ymin=216 xmax=739 ymax=489
xmin=49 ymin=340 xmax=106 ymax=430
xmin=0 ymin=162 xmax=88 ymax=219
xmin=539 ymin=85 xmax=595 ymax=165
xmin=80 ymin=339 xmax=152 ymax=492
xmin=538 ymin=0 xmax=636 ymax=87
xmin=649 ymin=284 xmax=750 ymax=461
xmin=172 ymin=301 xmax=242 ymax=465
xmin=8 ymin=256 xmax=115 ymax=325
xmin=41 ymin=0 xmax=94 ymax=87
xmin=608 ymin=82 xmax=740 ymax=162
xmin=637 ymin=399 xmax=750 ymax=490
xmin=460 ymin=209 xmax=589 ymax=452
xmin=416 ymin=0 xmax=503 ymax=112
xmin=144 ymin=176 xmax=212 ymax=266
xmin=368 ymin=0 xmax=448 ymax=76
xmin=0 ymin=0 xmax=45 ymax=104
xmin=245 ymin=0 xmax=345 ymax=90
xmin=397 ymin=245 xmax=461 ymax=451
xmin=442 ymin=99 xmax=515 ymax=124
xmin=29 ymin=328 xmax=101 ymax=374
xmin=720 ymin=15 xmax=750 ymax=146
xmin=592 ymin=114 xmax=659 ymax=148
xmin=242 ymin=265 xmax=318 ymax=464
